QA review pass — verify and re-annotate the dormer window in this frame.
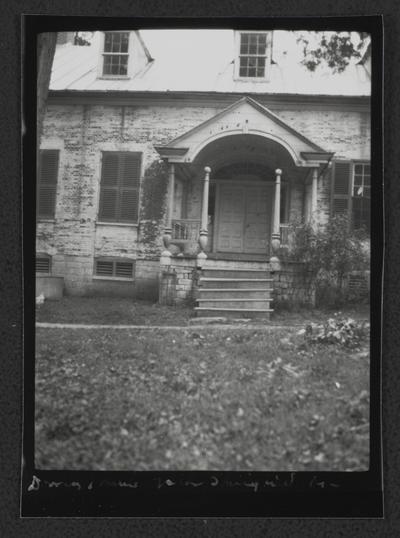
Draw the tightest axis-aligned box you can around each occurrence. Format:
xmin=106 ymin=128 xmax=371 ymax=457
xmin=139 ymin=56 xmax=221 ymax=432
xmin=235 ymin=31 xmax=271 ymax=79
xmin=102 ymin=31 xmax=130 ymax=76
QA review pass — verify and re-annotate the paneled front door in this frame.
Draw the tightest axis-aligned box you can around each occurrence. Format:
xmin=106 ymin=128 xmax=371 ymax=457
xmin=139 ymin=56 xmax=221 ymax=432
xmin=215 ymin=182 xmax=272 ymax=254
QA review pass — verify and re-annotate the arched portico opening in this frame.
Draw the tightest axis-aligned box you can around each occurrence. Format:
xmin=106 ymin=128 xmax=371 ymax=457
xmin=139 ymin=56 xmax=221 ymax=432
xmin=189 ymin=134 xmax=297 ymax=259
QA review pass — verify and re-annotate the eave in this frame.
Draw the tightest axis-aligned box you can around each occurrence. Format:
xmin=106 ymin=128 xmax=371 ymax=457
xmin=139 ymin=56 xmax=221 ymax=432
xmin=47 ymin=89 xmax=371 ymax=111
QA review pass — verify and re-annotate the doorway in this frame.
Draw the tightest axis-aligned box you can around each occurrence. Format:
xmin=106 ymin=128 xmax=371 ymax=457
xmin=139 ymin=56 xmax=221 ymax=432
xmin=214 ymin=181 xmax=273 ymax=254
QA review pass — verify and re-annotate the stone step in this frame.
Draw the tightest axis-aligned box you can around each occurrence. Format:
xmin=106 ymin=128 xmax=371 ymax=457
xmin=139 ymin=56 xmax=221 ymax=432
xmin=196 ymin=263 xmax=275 ymax=318
xmin=197 ymin=288 xmax=273 ymax=300
xmin=200 ymin=278 xmax=273 ymax=289
xmin=204 ymin=259 xmax=269 ymax=271
xmin=195 ymin=307 xmax=273 ymax=319
xmin=197 ymin=299 xmax=272 ymax=309
xmin=202 ymin=268 xmax=271 ymax=279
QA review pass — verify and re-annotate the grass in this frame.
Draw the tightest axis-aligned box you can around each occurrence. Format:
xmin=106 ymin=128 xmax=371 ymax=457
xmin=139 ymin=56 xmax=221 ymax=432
xmin=36 ymin=297 xmax=193 ymax=325
xmin=36 ymin=296 xmax=370 ymax=326
xmin=35 ymin=325 xmax=369 ymax=471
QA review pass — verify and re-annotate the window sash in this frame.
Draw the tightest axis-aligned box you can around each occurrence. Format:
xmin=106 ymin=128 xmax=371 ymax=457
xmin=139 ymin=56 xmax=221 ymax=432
xmin=103 ymin=54 xmax=129 ymax=76
xmin=104 ymin=32 xmax=129 ymax=53
xmin=238 ymin=33 xmax=268 ymax=78
xmin=102 ymin=32 xmax=130 ymax=76
xmin=239 ymin=56 xmax=266 ymax=77
xmin=353 ymin=163 xmax=371 ymax=198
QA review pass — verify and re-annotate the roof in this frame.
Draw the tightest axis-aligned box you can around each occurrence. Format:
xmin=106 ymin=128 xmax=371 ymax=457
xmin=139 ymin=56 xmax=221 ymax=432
xmin=50 ymin=29 xmax=371 ymax=97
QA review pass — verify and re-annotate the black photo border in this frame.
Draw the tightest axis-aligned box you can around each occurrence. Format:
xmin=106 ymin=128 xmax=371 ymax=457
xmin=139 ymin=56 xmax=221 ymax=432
xmin=21 ymin=14 xmax=383 ymax=518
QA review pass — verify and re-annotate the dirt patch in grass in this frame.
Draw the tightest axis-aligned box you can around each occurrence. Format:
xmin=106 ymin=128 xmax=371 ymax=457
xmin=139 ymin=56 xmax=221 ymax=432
xmin=35 ymin=326 xmax=369 ymax=471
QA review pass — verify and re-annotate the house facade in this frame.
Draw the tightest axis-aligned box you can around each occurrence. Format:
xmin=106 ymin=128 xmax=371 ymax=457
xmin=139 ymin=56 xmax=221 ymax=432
xmin=36 ymin=29 xmax=371 ymax=315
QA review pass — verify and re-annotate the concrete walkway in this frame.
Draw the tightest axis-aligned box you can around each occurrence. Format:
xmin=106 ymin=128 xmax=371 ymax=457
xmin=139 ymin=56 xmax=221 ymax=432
xmin=36 ymin=322 xmax=302 ymax=330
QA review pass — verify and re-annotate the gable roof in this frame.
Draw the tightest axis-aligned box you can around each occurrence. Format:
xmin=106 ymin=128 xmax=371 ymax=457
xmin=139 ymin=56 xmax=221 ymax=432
xmin=49 ymin=29 xmax=371 ymax=97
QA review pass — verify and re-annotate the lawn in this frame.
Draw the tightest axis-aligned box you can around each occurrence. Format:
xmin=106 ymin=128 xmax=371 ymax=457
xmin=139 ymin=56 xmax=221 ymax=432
xmin=36 ymin=297 xmax=193 ymax=326
xmin=36 ymin=296 xmax=370 ymax=326
xmin=35 ymin=325 xmax=369 ymax=471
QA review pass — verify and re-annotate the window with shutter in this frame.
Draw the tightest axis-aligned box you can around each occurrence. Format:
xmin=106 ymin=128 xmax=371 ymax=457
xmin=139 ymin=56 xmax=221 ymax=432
xmin=331 ymin=160 xmax=371 ymax=232
xmin=37 ymin=150 xmax=59 ymax=219
xmin=98 ymin=152 xmax=141 ymax=223
xmin=94 ymin=258 xmax=135 ymax=280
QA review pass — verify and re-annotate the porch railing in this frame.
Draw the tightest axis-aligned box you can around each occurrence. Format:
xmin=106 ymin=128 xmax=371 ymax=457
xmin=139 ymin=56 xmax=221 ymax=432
xmin=171 ymin=219 xmax=201 ymax=242
xmin=171 ymin=220 xmax=290 ymax=248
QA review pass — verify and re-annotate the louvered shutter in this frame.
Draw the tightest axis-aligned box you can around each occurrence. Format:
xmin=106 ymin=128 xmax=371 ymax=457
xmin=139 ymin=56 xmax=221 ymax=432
xmin=37 ymin=150 xmax=59 ymax=218
xmin=99 ymin=153 xmax=119 ymax=220
xmin=99 ymin=152 xmax=141 ymax=222
xmin=119 ymin=153 xmax=141 ymax=222
xmin=331 ymin=161 xmax=351 ymax=217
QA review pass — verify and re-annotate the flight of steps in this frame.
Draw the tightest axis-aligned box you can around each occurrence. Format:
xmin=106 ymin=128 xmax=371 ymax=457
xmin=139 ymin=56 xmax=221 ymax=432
xmin=195 ymin=265 xmax=274 ymax=319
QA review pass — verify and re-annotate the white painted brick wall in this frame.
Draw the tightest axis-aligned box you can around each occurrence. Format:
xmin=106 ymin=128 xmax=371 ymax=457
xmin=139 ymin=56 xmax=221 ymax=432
xmin=38 ymin=100 xmax=370 ymax=297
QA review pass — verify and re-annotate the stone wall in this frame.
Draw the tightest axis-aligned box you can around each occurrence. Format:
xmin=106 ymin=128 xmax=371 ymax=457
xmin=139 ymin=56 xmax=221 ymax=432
xmin=272 ymin=261 xmax=316 ymax=308
xmin=159 ymin=258 xmax=198 ymax=305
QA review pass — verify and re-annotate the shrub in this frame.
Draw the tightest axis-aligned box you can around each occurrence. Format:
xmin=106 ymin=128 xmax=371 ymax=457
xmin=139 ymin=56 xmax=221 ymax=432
xmin=287 ymin=214 xmax=369 ymax=307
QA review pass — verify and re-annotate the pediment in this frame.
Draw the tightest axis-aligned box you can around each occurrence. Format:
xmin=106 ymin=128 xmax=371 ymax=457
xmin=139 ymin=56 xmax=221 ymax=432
xmin=155 ymin=97 xmax=333 ymax=166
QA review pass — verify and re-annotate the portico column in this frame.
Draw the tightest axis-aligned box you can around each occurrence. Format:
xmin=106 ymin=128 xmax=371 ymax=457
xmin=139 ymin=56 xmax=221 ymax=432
xmin=197 ymin=166 xmax=211 ymax=267
xmin=271 ymin=168 xmax=282 ymax=254
xmin=161 ymin=162 xmax=175 ymax=265
xmin=310 ymin=167 xmax=318 ymax=228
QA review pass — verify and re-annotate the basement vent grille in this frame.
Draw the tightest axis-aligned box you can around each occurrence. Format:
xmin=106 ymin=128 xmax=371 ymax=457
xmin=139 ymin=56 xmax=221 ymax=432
xmin=94 ymin=259 xmax=134 ymax=280
xmin=95 ymin=260 xmax=114 ymax=276
xmin=36 ymin=257 xmax=51 ymax=274
xmin=115 ymin=262 xmax=134 ymax=278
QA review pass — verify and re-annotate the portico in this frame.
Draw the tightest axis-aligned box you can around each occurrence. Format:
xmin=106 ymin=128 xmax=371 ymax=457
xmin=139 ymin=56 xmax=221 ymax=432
xmin=156 ymin=97 xmax=333 ymax=269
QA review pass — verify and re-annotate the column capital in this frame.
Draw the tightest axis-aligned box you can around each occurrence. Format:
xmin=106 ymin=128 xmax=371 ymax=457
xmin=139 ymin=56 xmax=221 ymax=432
xmin=204 ymin=166 xmax=211 ymax=175
xmin=275 ymin=168 xmax=282 ymax=176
